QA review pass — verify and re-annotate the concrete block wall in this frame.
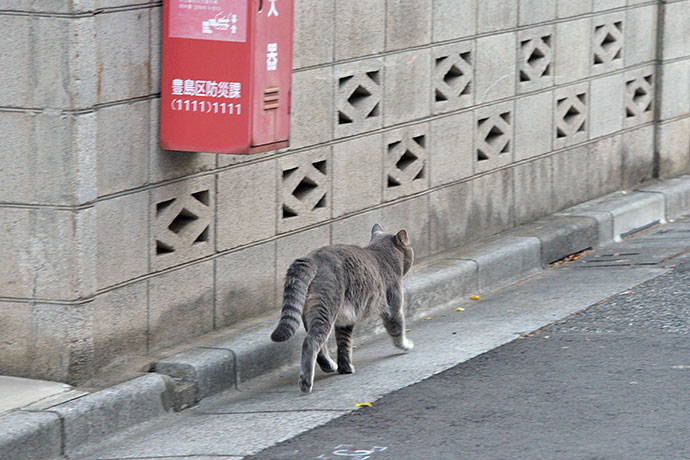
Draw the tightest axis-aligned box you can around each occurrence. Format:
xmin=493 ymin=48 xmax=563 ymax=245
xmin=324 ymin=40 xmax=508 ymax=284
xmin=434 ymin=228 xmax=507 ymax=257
xmin=0 ymin=0 xmax=688 ymax=383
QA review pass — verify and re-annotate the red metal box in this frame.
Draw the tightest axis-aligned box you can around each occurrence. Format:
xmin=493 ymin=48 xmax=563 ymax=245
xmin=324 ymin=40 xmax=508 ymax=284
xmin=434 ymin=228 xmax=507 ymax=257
xmin=161 ymin=0 xmax=293 ymax=154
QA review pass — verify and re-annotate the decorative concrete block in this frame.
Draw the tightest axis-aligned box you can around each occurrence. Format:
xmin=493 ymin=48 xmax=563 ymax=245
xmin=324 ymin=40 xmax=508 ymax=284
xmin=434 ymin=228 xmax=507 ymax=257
xmin=555 ymin=18 xmax=591 ymax=85
xmin=467 ymin=168 xmax=515 ymax=237
xmin=380 ymin=195 xmax=431 ymax=257
xmin=96 ymin=100 xmax=149 ymax=197
xmin=657 ymin=118 xmax=690 ymax=178
xmin=658 ymin=60 xmax=690 ymax=121
xmin=383 ymin=49 xmax=432 ymax=126
xmin=0 ymin=411 xmax=62 ymax=460
xmin=386 ymin=0 xmax=432 ymax=51
xmin=622 ymin=125 xmax=654 ymax=189
xmin=477 ymin=0 xmax=518 ymax=33
xmin=333 ymin=133 xmax=383 ymax=217
xmin=148 ymin=101 xmax=216 ymax=183
xmin=148 ymin=260 xmax=214 ymax=351
xmin=96 ymin=191 xmax=148 ymax=289
xmin=430 ymin=111 xmax=474 ymax=187
xmin=433 ymin=0 xmax=476 ymax=42
xmin=519 ymin=0 xmax=557 ymax=25
xmin=593 ymin=0 xmax=625 ymax=11
xmin=215 ymin=241 xmax=276 ymax=328
xmin=331 ymin=209 xmax=384 ymax=247
xmin=150 ymin=175 xmax=215 ymax=271
xmin=293 ymin=0 xmax=333 ymax=68
xmin=551 ymin=146 xmax=590 ymax=211
xmin=276 ymin=225 xmax=331 ymax=299
xmin=334 ymin=58 xmax=383 ymax=138
xmin=514 ymin=157 xmax=553 ymax=225
xmin=291 ymin=67 xmax=333 ymax=149
xmin=515 ymin=91 xmax=553 ymax=161
xmin=278 ymin=148 xmax=332 ymax=233
xmin=95 ymin=8 xmax=151 ymax=103
xmin=518 ymin=25 xmax=554 ymax=93
xmin=92 ymin=281 xmax=147 ymax=370
xmin=625 ymin=4 xmax=657 ymax=66
xmin=557 ymin=0 xmax=591 ymax=18
xmin=29 ymin=302 xmax=95 ymax=382
xmin=0 ymin=301 xmax=33 ymax=375
xmin=590 ymin=73 xmax=624 ymax=139
xmin=588 ymin=134 xmax=623 ymax=199
xmin=554 ymin=82 xmax=588 ymax=149
xmin=217 ymin=160 xmax=276 ymax=251
xmin=475 ymin=32 xmax=516 ymax=104
xmin=0 ymin=15 xmax=30 ymax=107
xmin=591 ymin=13 xmax=625 ymax=75
xmin=335 ymin=0 xmax=385 ymax=60
xmin=429 ymin=181 xmax=472 ymax=253
xmin=383 ymin=124 xmax=430 ymax=201
xmin=661 ymin=0 xmax=690 ymax=61
xmin=624 ymin=66 xmax=654 ymax=128
xmin=432 ymin=40 xmax=474 ymax=114
xmin=474 ymin=100 xmax=514 ymax=173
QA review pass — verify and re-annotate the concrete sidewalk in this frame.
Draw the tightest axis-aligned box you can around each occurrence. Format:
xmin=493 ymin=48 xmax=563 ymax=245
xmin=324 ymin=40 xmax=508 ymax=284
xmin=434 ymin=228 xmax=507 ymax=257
xmin=1 ymin=175 xmax=690 ymax=460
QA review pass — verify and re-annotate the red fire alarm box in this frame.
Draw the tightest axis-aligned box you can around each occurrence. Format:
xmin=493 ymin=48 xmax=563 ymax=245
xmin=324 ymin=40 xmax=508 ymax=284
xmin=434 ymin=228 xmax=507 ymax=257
xmin=161 ymin=0 xmax=293 ymax=154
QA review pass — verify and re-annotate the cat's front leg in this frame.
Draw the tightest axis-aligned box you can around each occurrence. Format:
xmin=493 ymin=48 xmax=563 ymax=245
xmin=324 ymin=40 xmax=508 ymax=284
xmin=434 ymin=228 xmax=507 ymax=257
xmin=383 ymin=286 xmax=414 ymax=351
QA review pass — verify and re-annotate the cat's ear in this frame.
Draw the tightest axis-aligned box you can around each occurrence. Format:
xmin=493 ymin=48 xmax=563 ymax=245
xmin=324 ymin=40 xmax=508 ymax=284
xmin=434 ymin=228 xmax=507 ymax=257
xmin=371 ymin=223 xmax=384 ymax=238
xmin=395 ymin=229 xmax=410 ymax=246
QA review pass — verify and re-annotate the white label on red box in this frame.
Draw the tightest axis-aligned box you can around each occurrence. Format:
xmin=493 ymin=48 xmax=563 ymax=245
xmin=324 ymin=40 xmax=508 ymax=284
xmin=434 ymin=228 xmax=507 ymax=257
xmin=170 ymin=0 xmax=247 ymax=43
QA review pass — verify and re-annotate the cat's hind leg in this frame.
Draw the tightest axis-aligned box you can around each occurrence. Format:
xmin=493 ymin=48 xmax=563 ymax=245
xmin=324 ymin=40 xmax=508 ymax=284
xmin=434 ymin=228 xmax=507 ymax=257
xmin=299 ymin=303 xmax=333 ymax=393
xmin=382 ymin=286 xmax=414 ymax=351
xmin=335 ymin=325 xmax=355 ymax=374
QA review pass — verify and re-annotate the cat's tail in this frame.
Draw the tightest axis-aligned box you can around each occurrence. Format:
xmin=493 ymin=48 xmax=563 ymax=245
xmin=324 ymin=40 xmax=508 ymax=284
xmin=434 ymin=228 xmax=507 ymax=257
xmin=270 ymin=257 xmax=317 ymax=342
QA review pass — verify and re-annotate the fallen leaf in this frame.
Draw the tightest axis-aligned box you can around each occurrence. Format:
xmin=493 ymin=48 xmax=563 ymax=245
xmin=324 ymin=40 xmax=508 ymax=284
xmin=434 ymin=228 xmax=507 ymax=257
xmin=470 ymin=295 xmax=481 ymax=300
xmin=507 ymin=309 xmax=515 ymax=312
xmin=355 ymin=402 xmax=372 ymax=407
xmin=456 ymin=307 xmax=465 ymax=311
xmin=424 ymin=317 xmax=432 ymax=320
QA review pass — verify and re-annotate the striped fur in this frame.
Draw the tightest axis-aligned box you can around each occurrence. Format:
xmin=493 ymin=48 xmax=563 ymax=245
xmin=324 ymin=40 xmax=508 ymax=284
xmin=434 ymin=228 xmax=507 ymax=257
xmin=270 ymin=258 xmax=317 ymax=342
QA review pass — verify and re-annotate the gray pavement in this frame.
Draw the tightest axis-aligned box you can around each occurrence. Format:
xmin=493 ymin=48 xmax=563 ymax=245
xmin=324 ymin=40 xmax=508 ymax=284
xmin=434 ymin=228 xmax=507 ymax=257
xmin=72 ymin=216 xmax=690 ymax=460
xmin=249 ymin=227 xmax=690 ymax=460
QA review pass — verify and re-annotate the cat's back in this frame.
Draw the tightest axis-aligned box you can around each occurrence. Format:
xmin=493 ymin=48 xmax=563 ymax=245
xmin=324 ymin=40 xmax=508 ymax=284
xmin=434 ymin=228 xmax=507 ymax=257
xmin=309 ymin=244 xmax=379 ymax=275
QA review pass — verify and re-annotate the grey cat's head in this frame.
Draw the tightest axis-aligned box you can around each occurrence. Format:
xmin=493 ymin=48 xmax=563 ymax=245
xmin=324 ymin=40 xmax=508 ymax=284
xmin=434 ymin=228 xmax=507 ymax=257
xmin=370 ymin=224 xmax=414 ymax=275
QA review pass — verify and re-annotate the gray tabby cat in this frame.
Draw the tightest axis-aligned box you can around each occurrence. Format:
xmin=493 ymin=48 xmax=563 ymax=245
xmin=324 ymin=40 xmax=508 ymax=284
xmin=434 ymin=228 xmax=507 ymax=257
xmin=270 ymin=224 xmax=415 ymax=393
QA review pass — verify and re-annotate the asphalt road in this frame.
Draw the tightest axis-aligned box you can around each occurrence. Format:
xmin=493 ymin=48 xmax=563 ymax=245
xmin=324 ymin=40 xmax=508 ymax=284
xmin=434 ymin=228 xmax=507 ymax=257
xmin=252 ymin=256 xmax=690 ymax=460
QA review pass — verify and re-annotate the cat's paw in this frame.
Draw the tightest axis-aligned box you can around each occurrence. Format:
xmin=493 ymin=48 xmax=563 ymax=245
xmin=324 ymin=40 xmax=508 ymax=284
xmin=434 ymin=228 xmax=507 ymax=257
xmin=397 ymin=338 xmax=414 ymax=351
xmin=337 ymin=363 xmax=355 ymax=374
xmin=317 ymin=357 xmax=338 ymax=373
xmin=298 ymin=374 xmax=313 ymax=394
